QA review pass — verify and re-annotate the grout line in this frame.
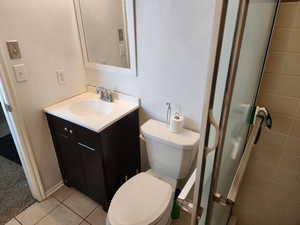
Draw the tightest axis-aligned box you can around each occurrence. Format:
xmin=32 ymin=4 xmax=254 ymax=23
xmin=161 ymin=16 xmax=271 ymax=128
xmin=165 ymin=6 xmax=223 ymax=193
xmin=29 ymin=199 xmax=61 ymax=225
xmin=260 ymin=92 xmax=300 ymax=101
xmin=60 ymin=201 xmax=87 ymax=220
xmin=59 ymin=198 xmax=98 ymax=221
xmin=50 ymin=187 xmax=97 ymax=221
xmin=270 ymin=50 xmax=300 ymax=55
xmin=14 ymin=218 xmax=23 ymax=225
xmin=263 ymin=72 xmax=300 ymax=77
xmin=261 ymin=90 xmax=300 ymax=101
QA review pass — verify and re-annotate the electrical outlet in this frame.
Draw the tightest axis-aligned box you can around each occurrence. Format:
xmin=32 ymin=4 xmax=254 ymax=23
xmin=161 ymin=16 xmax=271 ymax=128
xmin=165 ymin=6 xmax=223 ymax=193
xmin=56 ymin=70 xmax=65 ymax=85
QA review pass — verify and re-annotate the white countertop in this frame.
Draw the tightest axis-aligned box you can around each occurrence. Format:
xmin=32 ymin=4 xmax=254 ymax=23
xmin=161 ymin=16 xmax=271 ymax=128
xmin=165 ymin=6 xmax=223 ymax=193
xmin=44 ymin=91 xmax=139 ymax=133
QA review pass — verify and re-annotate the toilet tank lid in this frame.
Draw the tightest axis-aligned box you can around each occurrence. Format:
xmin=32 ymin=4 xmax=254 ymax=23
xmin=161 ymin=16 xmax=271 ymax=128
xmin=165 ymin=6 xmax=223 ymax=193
xmin=141 ymin=119 xmax=200 ymax=149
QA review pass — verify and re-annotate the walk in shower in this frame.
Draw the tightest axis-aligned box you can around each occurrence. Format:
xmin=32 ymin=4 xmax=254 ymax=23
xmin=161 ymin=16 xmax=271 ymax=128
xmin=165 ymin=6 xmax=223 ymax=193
xmin=178 ymin=0 xmax=300 ymax=225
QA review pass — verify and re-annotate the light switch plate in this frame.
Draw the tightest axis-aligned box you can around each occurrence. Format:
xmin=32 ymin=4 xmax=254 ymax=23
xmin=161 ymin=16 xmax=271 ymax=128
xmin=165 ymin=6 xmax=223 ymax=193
xmin=13 ymin=64 xmax=28 ymax=82
xmin=6 ymin=41 xmax=22 ymax=60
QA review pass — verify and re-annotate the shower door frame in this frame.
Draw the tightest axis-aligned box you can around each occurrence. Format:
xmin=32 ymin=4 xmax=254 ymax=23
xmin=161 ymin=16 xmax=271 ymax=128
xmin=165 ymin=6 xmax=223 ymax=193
xmin=204 ymin=0 xmax=281 ymax=224
xmin=0 ymin=44 xmax=46 ymax=201
xmin=187 ymin=0 xmax=281 ymax=224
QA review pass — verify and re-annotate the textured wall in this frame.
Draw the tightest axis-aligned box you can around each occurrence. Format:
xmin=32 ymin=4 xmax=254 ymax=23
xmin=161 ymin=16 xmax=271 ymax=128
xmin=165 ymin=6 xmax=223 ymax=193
xmin=234 ymin=2 xmax=300 ymax=225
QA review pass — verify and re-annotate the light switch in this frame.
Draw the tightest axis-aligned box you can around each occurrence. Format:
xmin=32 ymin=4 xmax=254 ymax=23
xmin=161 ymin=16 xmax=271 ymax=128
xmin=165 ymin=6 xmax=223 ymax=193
xmin=13 ymin=64 xmax=28 ymax=82
xmin=6 ymin=41 xmax=22 ymax=60
xmin=56 ymin=70 xmax=65 ymax=85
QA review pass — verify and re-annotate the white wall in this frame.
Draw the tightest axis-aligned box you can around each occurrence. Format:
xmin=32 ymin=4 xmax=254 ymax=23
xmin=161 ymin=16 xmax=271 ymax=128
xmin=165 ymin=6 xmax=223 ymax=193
xmin=86 ymin=0 xmax=216 ymax=133
xmin=0 ymin=0 xmax=86 ymax=191
xmin=0 ymin=0 xmax=217 ymax=194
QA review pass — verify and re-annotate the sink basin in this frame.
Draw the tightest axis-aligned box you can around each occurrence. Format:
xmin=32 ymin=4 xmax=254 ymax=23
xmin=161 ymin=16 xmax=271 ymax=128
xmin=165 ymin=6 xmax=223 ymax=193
xmin=44 ymin=92 xmax=139 ymax=133
xmin=69 ymin=100 xmax=113 ymax=117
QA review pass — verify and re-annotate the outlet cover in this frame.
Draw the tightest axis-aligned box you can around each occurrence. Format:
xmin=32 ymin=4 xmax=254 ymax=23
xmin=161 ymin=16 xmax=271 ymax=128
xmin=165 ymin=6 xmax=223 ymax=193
xmin=56 ymin=70 xmax=65 ymax=85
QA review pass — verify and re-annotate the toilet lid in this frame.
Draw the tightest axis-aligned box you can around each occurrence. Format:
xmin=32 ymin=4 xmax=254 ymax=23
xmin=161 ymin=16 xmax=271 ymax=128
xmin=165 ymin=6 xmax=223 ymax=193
xmin=108 ymin=173 xmax=173 ymax=225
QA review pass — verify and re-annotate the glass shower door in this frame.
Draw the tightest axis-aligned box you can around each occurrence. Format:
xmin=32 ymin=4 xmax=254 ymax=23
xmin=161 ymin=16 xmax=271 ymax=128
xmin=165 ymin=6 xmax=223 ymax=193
xmin=206 ymin=0 xmax=279 ymax=225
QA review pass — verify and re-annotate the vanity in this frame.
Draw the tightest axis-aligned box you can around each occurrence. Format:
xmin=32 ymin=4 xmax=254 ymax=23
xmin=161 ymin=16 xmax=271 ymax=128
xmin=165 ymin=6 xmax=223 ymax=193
xmin=45 ymin=91 xmax=140 ymax=211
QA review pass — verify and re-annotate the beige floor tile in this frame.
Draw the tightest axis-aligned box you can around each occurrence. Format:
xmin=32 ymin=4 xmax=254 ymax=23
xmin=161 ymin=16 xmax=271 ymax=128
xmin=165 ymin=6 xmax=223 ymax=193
xmin=52 ymin=185 xmax=75 ymax=202
xmin=16 ymin=197 xmax=60 ymax=225
xmin=36 ymin=204 xmax=83 ymax=225
xmin=86 ymin=207 xmax=106 ymax=225
xmin=63 ymin=190 xmax=98 ymax=218
xmin=5 ymin=219 xmax=21 ymax=225
xmin=79 ymin=221 xmax=90 ymax=225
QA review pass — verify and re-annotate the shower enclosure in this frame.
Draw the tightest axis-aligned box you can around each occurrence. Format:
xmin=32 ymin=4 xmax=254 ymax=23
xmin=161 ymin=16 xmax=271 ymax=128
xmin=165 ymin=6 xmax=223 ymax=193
xmin=178 ymin=0 xmax=280 ymax=224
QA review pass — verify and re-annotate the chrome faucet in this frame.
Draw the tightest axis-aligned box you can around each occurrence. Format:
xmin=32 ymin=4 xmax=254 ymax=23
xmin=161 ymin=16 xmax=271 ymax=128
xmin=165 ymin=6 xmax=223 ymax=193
xmin=96 ymin=87 xmax=114 ymax=103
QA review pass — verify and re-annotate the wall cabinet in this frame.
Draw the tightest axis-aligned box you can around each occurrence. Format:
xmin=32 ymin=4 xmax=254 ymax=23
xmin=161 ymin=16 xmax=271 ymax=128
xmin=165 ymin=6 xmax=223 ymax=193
xmin=46 ymin=110 xmax=140 ymax=211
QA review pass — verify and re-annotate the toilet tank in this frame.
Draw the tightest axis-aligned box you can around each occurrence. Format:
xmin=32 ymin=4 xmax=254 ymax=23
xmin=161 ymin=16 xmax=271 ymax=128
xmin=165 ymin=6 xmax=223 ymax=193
xmin=141 ymin=119 xmax=200 ymax=179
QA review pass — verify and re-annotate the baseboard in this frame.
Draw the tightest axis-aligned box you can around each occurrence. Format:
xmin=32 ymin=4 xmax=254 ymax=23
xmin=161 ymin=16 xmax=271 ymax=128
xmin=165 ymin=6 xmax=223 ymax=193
xmin=46 ymin=180 xmax=64 ymax=198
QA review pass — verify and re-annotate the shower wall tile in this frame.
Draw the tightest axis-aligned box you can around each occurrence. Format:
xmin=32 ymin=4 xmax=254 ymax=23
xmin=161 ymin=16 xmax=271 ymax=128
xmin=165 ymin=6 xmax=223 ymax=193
xmin=285 ymin=53 xmax=300 ymax=74
xmin=289 ymin=119 xmax=300 ymax=138
xmin=235 ymin=3 xmax=300 ymax=225
xmin=262 ymin=74 xmax=300 ymax=98
xmin=277 ymin=3 xmax=299 ymax=28
xmin=295 ymin=5 xmax=300 ymax=27
xmin=270 ymin=29 xmax=292 ymax=51
xmin=284 ymin=136 xmax=300 ymax=157
xmin=258 ymin=94 xmax=298 ymax=117
xmin=271 ymin=29 xmax=300 ymax=53
xmin=265 ymin=53 xmax=286 ymax=73
xmin=267 ymin=113 xmax=292 ymax=135
xmin=251 ymin=142 xmax=283 ymax=167
xmin=260 ymin=129 xmax=287 ymax=146
xmin=289 ymin=30 xmax=300 ymax=52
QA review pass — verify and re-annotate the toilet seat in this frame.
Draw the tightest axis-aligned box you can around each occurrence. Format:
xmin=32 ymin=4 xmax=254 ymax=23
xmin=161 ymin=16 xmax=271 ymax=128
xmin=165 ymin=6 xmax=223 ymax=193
xmin=107 ymin=173 xmax=173 ymax=225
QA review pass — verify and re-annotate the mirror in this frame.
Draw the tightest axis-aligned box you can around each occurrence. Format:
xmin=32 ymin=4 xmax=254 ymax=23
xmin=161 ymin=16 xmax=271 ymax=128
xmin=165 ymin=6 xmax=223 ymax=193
xmin=74 ymin=0 xmax=136 ymax=75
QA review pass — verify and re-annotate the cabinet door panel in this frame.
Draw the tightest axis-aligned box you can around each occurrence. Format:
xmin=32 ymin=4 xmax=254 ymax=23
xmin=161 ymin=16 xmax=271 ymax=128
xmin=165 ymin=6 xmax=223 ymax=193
xmin=55 ymin=133 xmax=84 ymax=191
xmin=77 ymin=142 xmax=107 ymax=206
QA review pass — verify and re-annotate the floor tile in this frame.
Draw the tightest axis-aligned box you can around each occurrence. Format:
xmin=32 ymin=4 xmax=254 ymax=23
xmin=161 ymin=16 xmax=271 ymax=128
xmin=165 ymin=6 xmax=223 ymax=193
xmin=79 ymin=221 xmax=90 ymax=225
xmin=63 ymin=190 xmax=98 ymax=218
xmin=86 ymin=207 xmax=106 ymax=225
xmin=5 ymin=218 xmax=21 ymax=225
xmin=52 ymin=186 xmax=75 ymax=202
xmin=16 ymin=197 xmax=60 ymax=225
xmin=36 ymin=204 xmax=83 ymax=225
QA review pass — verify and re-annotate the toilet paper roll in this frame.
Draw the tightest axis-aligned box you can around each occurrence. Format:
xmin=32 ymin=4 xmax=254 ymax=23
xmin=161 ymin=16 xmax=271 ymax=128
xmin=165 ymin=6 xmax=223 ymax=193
xmin=169 ymin=115 xmax=184 ymax=133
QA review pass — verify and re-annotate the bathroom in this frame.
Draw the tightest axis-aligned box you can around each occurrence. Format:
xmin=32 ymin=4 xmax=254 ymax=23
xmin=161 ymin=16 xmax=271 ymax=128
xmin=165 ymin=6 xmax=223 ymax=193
xmin=0 ymin=0 xmax=299 ymax=225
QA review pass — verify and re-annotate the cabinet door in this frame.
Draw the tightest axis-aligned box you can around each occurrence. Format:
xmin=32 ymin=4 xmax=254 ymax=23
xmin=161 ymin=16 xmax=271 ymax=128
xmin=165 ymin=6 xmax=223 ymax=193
xmin=55 ymin=133 xmax=84 ymax=191
xmin=77 ymin=141 xmax=107 ymax=206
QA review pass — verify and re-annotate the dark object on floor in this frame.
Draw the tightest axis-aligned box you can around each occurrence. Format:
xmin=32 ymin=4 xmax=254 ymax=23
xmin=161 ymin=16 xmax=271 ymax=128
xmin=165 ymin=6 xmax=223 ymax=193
xmin=0 ymin=134 xmax=21 ymax=165
xmin=0 ymin=156 xmax=35 ymax=224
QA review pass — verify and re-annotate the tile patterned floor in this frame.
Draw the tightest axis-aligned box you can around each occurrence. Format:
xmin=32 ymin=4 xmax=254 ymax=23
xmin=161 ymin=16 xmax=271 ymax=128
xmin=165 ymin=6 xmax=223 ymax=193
xmin=5 ymin=186 xmax=190 ymax=225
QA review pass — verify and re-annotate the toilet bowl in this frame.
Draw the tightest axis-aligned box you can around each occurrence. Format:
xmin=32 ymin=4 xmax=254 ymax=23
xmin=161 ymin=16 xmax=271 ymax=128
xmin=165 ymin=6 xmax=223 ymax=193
xmin=107 ymin=119 xmax=200 ymax=225
xmin=106 ymin=171 xmax=175 ymax=225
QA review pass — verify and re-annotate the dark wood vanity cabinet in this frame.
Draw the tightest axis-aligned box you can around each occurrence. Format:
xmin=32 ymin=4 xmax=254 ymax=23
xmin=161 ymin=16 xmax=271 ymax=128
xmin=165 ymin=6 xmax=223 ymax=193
xmin=46 ymin=110 xmax=140 ymax=211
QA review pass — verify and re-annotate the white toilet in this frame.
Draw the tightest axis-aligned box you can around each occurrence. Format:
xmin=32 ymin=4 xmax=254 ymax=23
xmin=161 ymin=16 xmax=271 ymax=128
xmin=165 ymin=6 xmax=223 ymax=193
xmin=107 ymin=119 xmax=200 ymax=225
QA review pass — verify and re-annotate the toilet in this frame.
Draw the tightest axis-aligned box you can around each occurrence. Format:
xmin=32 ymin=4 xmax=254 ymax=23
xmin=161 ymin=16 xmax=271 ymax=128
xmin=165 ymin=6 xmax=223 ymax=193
xmin=107 ymin=119 xmax=200 ymax=225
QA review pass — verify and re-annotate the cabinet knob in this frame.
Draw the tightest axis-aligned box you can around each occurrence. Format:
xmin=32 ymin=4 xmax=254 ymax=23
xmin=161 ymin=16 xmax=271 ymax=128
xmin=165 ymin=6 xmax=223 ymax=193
xmin=64 ymin=127 xmax=68 ymax=132
xmin=69 ymin=129 xmax=73 ymax=134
